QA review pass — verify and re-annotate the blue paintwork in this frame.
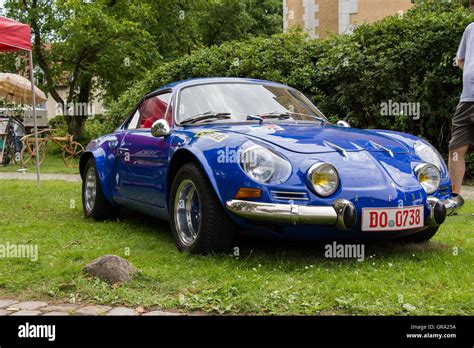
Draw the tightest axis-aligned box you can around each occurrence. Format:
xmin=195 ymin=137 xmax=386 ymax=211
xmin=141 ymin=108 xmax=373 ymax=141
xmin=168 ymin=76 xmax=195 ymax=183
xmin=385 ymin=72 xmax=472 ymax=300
xmin=81 ymin=78 xmax=453 ymax=240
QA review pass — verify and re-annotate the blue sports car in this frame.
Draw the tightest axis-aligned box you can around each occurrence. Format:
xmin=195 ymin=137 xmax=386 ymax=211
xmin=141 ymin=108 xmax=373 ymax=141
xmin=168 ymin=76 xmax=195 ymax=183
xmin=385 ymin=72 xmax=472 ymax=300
xmin=81 ymin=78 xmax=464 ymax=254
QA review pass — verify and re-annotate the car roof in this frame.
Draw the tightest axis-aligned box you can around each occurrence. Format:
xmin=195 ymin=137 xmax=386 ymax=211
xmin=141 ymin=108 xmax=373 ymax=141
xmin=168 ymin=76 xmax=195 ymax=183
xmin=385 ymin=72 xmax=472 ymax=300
xmin=147 ymin=77 xmax=291 ymax=96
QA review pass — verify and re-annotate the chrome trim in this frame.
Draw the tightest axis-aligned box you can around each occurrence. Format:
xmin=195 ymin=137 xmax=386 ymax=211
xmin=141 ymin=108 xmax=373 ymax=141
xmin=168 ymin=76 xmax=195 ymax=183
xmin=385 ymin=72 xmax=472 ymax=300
xmin=151 ymin=119 xmax=171 ymax=137
xmin=225 ymin=199 xmax=356 ymax=230
xmin=271 ymin=190 xmax=309 ymax=201
xmin=336 ymin=120 xmax=350 ymax=127
xmin=323 ymin=141 xmax=348 ymax=158
xmin=333 ymin=199 xmax=356 ymax=230
xmin=369 ymin=141 xmax=394 ymax=158
xmin=425 ymin=197 xmax=446 ymax=227
xmin=443 ymin=195 xmax=465 ymax=216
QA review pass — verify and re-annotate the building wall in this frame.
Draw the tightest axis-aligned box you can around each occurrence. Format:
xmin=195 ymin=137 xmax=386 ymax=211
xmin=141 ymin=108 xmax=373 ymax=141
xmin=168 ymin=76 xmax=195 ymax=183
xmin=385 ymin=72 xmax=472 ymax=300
xmin=350 ymin=0 xmax=414 ymax=27
xmin=317 ymin=0 xmax=339 ymax=38
xmin=284 ymin=0 xmax=305 ymax=32
xmin=284 ymin=0 xmax=414 ymax=38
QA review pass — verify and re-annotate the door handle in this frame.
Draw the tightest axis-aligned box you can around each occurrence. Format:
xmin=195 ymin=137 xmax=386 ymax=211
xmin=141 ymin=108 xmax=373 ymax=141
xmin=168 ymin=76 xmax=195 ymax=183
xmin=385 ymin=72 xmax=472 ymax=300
xmin=117 ymin=147 xmax=129 ymax=158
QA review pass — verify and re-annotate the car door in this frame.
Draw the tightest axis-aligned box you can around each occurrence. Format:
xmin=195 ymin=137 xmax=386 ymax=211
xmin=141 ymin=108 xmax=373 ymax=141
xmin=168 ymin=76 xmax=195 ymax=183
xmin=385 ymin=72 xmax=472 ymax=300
xmin=117 ymin=92 xmax=172 ymax=208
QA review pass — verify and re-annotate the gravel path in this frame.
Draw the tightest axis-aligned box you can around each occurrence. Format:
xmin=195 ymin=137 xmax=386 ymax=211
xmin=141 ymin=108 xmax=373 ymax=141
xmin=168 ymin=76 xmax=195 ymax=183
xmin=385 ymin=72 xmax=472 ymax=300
xmin=0 ymin=172 xmax=81 ymax=182
xmin=0 ymin=298 xmax=184 ymax=316
xmin=463 ymin=185 xmax=474 ymax=200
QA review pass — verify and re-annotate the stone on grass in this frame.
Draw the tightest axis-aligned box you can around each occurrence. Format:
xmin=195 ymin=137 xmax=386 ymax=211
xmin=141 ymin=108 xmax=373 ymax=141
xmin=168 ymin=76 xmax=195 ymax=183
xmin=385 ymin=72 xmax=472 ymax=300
xmin=84 ymin=254 xmax=134 ymax=284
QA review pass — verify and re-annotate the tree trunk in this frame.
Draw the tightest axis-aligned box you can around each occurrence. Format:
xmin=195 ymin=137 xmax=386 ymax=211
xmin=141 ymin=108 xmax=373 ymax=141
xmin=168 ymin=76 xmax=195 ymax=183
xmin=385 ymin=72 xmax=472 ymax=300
xmin=65 ymin=74 xmax=92 ymax=140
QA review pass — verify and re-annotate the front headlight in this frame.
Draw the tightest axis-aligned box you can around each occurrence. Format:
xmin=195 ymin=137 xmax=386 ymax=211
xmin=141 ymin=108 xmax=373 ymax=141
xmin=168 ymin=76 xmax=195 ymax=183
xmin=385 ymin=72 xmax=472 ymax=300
xmin=307 ymin=163 xmax=340 ymax=197
xmin=414 ymin=141 xmax=443 ymax=170
xmin=415 ymin=163 xmax=441 ymax=194
xmin=240 ymin=144 xmax=291 ymax=184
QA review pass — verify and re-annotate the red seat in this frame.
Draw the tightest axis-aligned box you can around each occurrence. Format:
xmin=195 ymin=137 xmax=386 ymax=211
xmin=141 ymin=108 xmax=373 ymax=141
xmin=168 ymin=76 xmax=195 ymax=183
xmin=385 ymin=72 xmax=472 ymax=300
xmin=139 ymin=96 xmax=169 ymax=128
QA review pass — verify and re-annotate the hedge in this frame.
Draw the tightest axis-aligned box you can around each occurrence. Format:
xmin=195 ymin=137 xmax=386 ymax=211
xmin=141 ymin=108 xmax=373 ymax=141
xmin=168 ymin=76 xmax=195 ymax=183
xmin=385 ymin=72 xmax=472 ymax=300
xmin=103 ymin=0 xmax=473 ymax=175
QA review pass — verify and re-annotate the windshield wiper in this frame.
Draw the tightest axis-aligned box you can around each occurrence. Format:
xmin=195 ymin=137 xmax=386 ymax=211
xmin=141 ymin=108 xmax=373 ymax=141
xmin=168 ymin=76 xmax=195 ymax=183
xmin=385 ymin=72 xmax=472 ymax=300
xmin=247 ymin=112 xmax=292 ymax=124
xmin=287 ymin=111 xmax=326 ymax=124
xmin=181 ymin=111 xmax=231 ymax=125
xmin=246 ymin=111 xmax=326 ymax=125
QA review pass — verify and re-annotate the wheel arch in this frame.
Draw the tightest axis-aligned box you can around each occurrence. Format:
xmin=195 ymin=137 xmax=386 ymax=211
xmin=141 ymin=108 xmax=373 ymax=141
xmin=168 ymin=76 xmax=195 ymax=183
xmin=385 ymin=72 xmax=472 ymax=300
xmin=79 ymin=152 xmax=94 ymax=179
xmin=79 ymin=149 xmax=114 ymax=203
xmin=167 ymin=148 xmax=225 ymax=209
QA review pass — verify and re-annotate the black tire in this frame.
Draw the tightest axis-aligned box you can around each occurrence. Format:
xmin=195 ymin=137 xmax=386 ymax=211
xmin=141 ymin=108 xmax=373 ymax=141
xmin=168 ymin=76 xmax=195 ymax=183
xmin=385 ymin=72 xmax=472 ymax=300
xmin=395 ymin=227 xmax=439 ymax=244
xmin=82 ymin=158 xmax=115 ymax=220
xmin=169 ymin=162 xmax=236 ymax=254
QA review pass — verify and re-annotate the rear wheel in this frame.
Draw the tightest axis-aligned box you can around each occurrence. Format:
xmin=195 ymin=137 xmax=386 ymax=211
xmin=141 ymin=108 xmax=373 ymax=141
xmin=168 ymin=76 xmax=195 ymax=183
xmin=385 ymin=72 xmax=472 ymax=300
xmin=395 ymin=227 xmax=439 ymax=243
xmin=82 ymin=158 xmax=115 ymax=220
xmin=169 ymin=163 xmax=235 ymax=254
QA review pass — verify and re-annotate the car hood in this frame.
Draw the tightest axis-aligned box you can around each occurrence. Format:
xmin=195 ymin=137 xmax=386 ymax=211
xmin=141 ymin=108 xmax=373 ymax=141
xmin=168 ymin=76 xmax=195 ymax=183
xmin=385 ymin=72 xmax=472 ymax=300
xmin=218 ymin=124 xmax=409 ymax=154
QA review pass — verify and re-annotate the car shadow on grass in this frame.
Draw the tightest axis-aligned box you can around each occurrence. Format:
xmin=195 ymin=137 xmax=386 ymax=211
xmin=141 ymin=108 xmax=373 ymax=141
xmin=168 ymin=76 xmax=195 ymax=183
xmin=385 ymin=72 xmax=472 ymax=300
xmin=115 ymin=209 xmax=450 ymax=263
xmin=232 ymin=233 xmax=451 ymax=261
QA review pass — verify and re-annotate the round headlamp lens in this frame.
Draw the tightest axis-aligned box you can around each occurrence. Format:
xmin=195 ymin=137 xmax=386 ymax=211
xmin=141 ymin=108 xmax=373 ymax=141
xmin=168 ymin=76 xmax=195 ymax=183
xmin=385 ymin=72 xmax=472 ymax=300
xmin=242 ymin=146 xmax=275 ymax=183
xmin=415 ymin=163 xmax=441 ymax=194
xmin=308 ymin=163 xmax=339 ymax=196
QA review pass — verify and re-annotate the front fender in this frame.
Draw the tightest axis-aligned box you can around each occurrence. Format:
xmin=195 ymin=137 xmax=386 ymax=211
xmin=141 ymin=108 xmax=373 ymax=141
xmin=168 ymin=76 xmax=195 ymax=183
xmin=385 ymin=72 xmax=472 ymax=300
xmin=168 ymin=129 xmax=253 ymax=214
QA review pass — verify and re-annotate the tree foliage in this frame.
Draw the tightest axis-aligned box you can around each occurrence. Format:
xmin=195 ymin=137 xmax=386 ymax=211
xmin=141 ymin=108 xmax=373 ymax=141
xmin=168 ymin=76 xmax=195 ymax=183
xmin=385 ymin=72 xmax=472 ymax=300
xmin=1 ymin=0 xmax=282 ymax=138
xmin=105 ymin=0 xmax=472 ymax=160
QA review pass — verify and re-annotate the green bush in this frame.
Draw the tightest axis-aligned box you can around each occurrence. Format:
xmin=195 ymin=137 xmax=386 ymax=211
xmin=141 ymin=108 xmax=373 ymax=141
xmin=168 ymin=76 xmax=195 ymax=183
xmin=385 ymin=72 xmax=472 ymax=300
xmin=105 ymin=0 xmax=473 ymax=176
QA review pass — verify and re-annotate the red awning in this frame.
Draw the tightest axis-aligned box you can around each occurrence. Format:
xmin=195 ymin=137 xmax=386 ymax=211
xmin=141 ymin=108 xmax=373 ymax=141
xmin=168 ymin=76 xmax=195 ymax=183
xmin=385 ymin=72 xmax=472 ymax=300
xmin=0 ymin=16 xmax=31 ymax=52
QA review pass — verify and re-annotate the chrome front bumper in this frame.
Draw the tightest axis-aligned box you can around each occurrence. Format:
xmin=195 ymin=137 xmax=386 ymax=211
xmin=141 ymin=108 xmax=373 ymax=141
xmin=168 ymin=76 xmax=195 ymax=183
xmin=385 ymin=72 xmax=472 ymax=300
xmin=425 ymin=195 xmax=464 ymax=227
xmin=225 ymin=199 xmax=357 ymax=230
xmin=443 ymin=195 xmax=465 ymax=216
xmin=226 ymin=195 xmax=464 ymax=230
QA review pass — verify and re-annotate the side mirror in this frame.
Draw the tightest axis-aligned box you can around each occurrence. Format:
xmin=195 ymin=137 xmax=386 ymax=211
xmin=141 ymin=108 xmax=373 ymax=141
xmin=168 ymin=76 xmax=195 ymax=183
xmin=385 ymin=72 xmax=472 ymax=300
xmin=337 ymin=120 xmax=350 ymax=128
xmin=151 ymin=119 xmax=171 ymax=137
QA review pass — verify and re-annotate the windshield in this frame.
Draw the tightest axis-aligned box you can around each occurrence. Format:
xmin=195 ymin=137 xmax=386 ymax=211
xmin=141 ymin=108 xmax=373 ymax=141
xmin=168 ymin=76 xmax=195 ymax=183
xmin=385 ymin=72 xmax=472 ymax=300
xmin=176 ymin=83 xmax=327 ymax=124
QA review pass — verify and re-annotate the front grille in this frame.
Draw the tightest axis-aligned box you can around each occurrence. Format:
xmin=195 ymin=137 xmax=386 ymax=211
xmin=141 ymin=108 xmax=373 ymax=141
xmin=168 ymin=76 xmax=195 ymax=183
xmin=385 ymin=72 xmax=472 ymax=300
xmin=271 ymin=190 xmax=309 ymax=201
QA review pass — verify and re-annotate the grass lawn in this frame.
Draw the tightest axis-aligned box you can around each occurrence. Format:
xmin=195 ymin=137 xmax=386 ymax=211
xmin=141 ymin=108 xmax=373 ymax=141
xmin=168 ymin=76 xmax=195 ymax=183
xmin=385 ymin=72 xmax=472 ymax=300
xmin=0 ymin=179 xmax=472 ymax=315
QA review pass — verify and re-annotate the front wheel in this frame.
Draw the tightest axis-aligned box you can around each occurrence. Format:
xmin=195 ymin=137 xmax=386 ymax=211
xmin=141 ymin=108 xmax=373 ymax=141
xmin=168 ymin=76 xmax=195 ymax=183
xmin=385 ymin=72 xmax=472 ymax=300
xmin=395 ymin=227 xmax=439 ymax=243
xmin=169 ymin=163 xmax=236 ymax=254
xmin=82 ymin=158 xmax=115 ymax=220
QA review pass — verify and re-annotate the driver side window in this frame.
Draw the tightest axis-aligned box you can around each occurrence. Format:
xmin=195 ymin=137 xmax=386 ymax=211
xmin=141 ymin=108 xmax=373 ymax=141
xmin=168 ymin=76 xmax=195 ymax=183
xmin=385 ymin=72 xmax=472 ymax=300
xmin=127 ymin=109 xmax=141 ymax=130
xmin=126 ymin=92 xmax=172 ymax=130
xmin=138 ymin=93 xmax=171 ymax=129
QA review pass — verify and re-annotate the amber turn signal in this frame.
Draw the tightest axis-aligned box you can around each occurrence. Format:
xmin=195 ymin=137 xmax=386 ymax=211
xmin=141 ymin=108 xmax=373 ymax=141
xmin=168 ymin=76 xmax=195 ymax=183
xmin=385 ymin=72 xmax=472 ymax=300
xmin=234 ymin=188 xmax=262 ymax=199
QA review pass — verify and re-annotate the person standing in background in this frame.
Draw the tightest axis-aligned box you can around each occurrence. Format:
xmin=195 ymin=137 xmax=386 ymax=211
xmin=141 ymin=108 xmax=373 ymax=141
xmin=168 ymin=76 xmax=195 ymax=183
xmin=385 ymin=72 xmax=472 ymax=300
xmin=450 ymin=0 xmax=474 ymax=197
